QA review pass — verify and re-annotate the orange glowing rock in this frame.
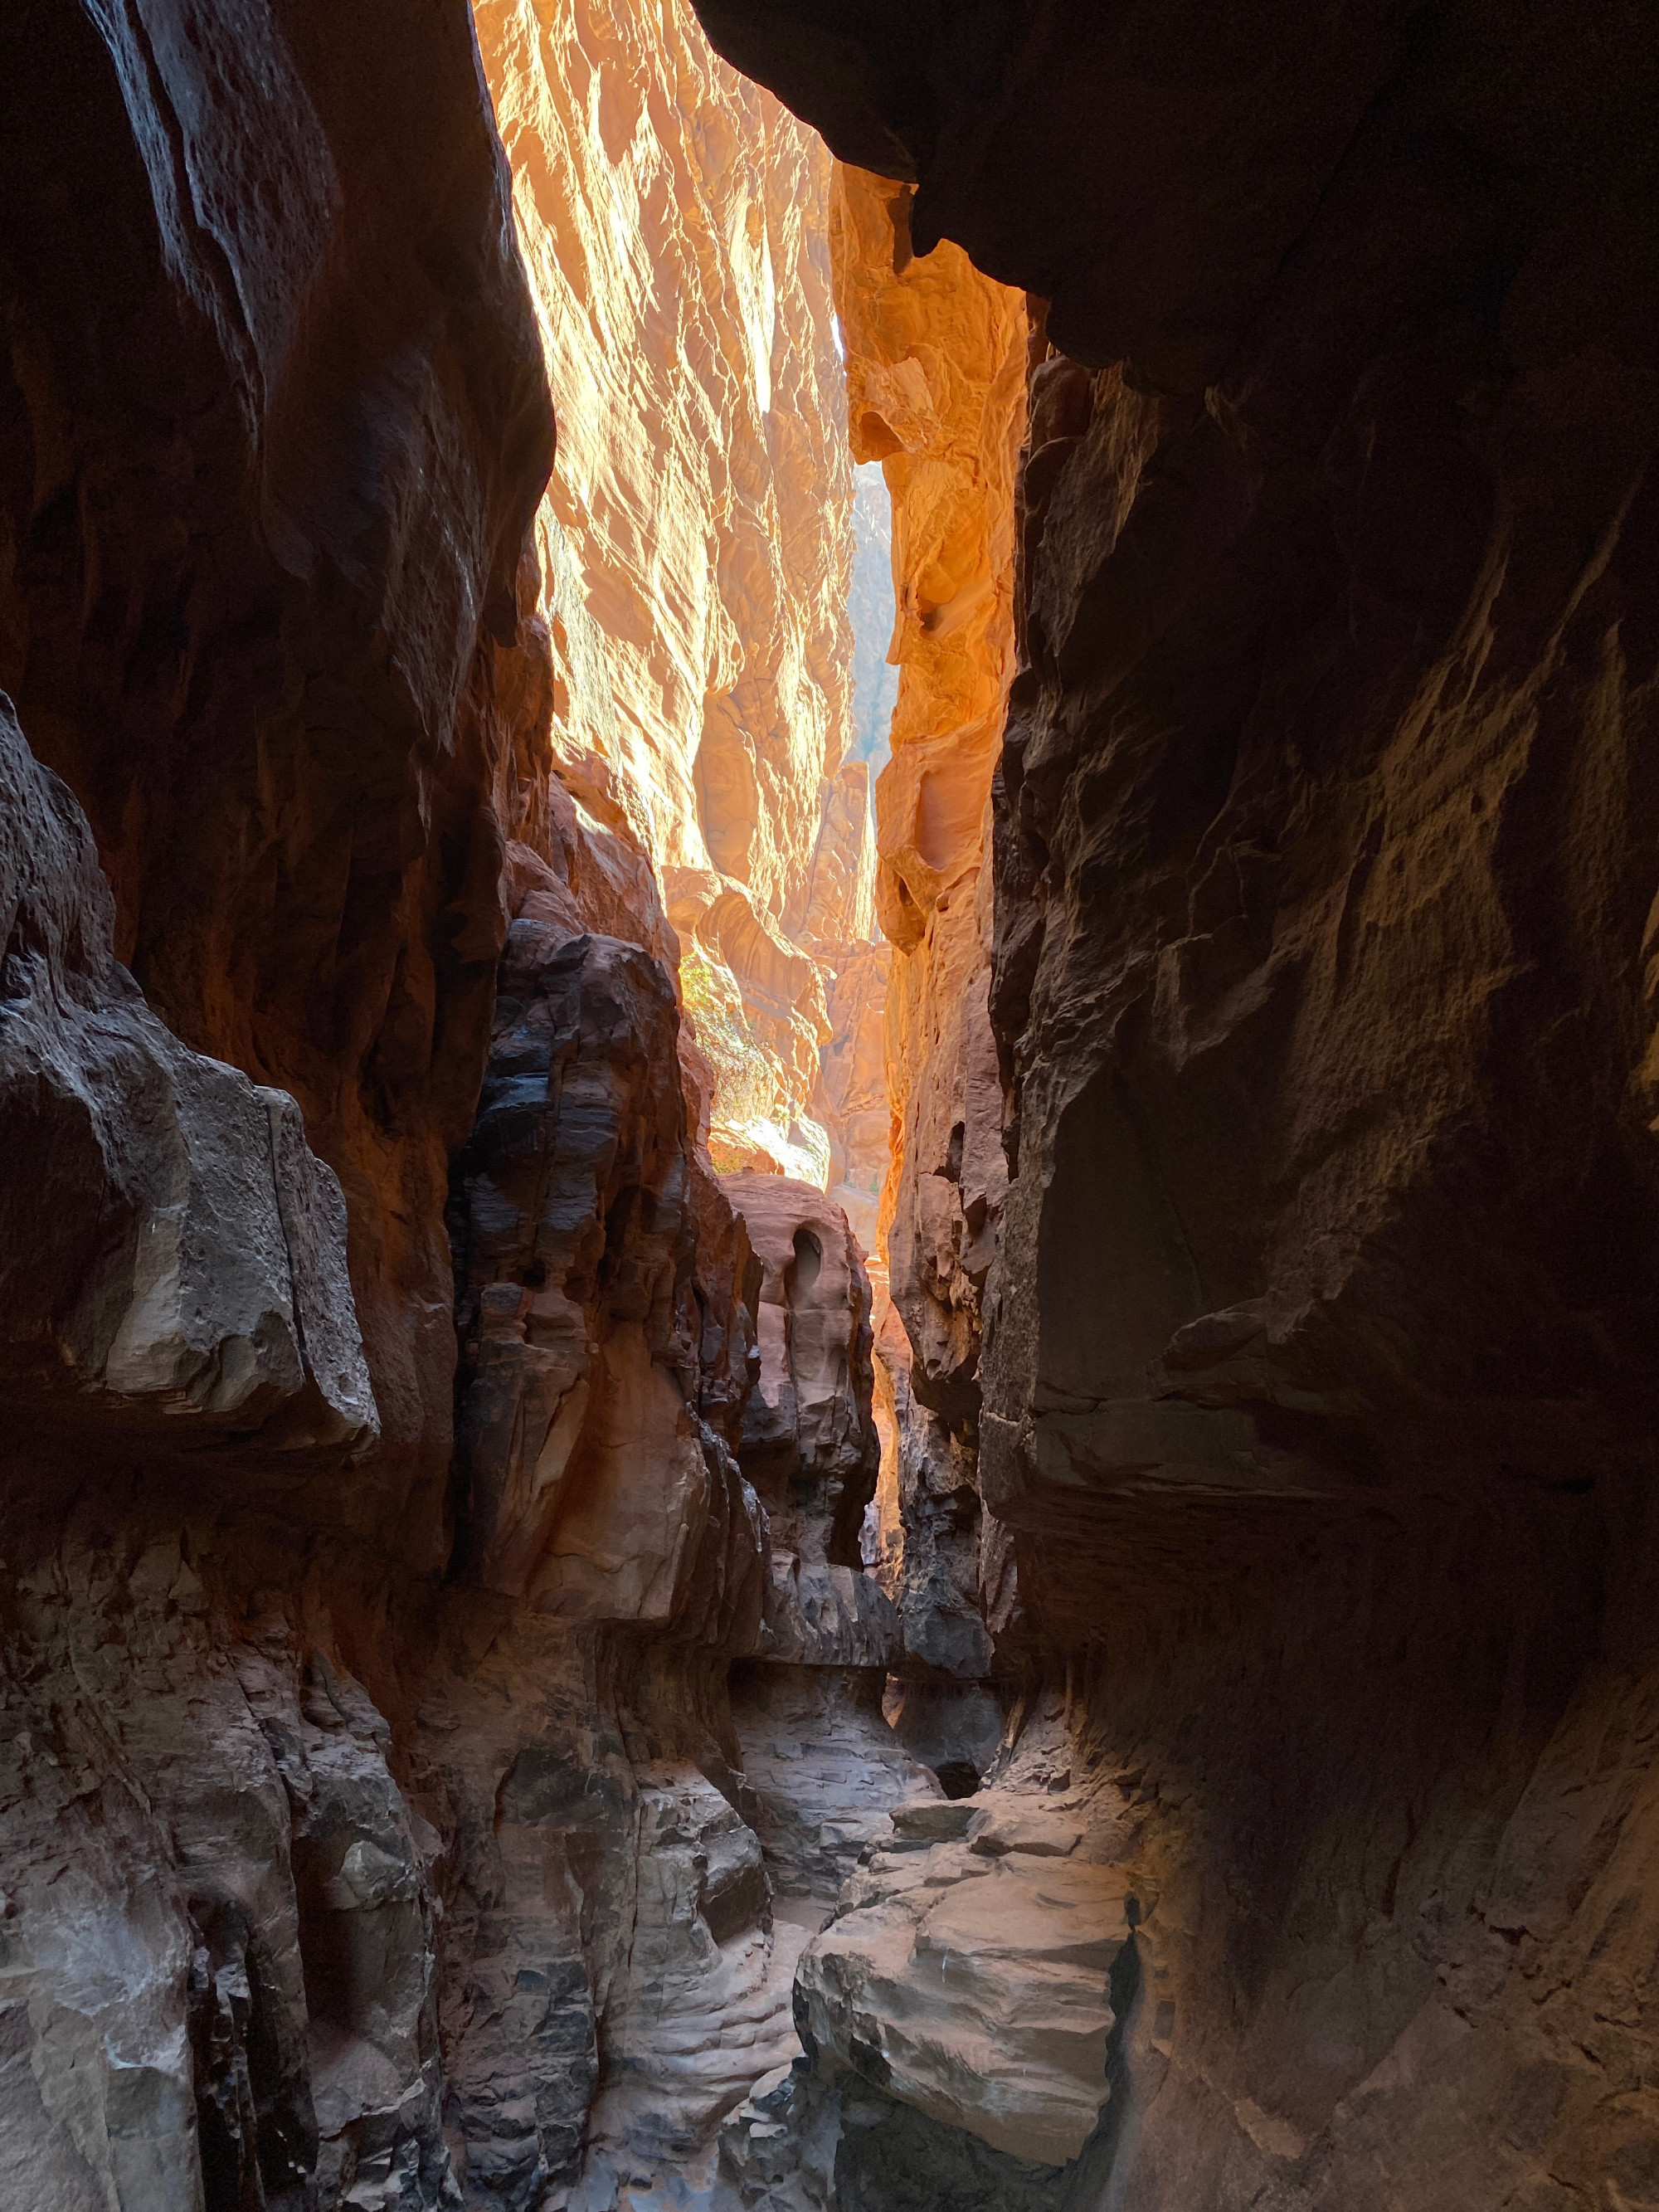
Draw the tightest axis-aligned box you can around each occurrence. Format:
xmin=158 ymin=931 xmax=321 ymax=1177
xmin=830 ymin=163 xmax=1025 ymax=1378
xmin=473 ymin=0 xmax=888 ymax=1208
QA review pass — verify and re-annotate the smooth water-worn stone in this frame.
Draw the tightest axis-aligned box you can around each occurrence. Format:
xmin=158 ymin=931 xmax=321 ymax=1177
xmin=797 ymin=1841 xmax=1130 ymax=2164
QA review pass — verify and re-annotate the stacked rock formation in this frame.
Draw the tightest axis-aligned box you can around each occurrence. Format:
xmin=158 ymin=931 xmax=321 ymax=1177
xmin=473 ymin=0 xmax=888 ymax=1213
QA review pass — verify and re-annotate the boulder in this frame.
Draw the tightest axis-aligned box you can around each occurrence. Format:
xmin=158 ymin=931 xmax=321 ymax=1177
xmin=796 ymin=1840 xmax=1131 ymax=2164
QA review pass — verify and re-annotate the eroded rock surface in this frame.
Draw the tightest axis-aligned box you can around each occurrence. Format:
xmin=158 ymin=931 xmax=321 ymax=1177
xmin=448 ymin=859 xmax=766 ymax=1638
xmin=722 ymin=1174 xmax=879 ymax=1570
xmin=693 ymin=2 xmax=1659 ymax=2205
xmin=474 ymin=0 xmax=888 ymax=1204
xmin=826 ymin=166 xmax=1026 ymax=1723
xmin=0 ymin=697 xmax=911 ymax=2211
xmin=0 ymin=0 xmax=554 ymax=1530
xmin=796 ymin=1837 xmax=1126 ymax=2164
xmin=14 ymin=0 xmax=1659 ymax=2208
xmin=0 ymin=697 xmax=377 ymax=1463
xmin=0 ymin=15 xmax=915 ymax=2206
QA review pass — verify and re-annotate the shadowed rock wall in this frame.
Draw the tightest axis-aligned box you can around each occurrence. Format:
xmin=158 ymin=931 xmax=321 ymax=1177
xmin=693 ymin=0 xmax=1659 ymax=2203
xmin=0 ymin=8 xmax=910 ymax=2208
xmin=0 ymin=0 xmax=554 ymax=1542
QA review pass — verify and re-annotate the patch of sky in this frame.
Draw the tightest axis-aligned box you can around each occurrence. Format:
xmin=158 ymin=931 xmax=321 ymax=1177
xmin=847 ymin=461 xmax=898 ymax=774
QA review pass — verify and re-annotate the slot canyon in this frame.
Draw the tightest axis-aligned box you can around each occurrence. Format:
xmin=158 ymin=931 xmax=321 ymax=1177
xmin=1 ymin=0 xmax=1656 ymax=2206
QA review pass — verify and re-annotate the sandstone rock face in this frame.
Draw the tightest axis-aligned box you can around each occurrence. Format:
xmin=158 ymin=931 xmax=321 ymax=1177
xmin=0 ymin=685 xmax=897 ymax=2212
xmin=0 ymin=697 xmax=377 ymax=1462
xmin=694 ymin=4 xmax=1659 ymax=2206
xmin=795 ymin=1839 xmax=1126 ymax=2164
xmin=830 ymin=163 xmax=1023 ymax=1420
xmin=0 ymin=0 xmax=554 ymax=1532
xmin=729 ymin=1664 xmax=930 ymax=1909
xmin=723 ymin=1699 xmax=1160 ymax=2207
xmin=0 ymin=16 xmax=913 ymax=2210
xmin=388 ymin=804 xmax=911 ymax=2209
xmin=868 ymin=1303 xmax=978 ymax=1669
xmin=448 ymin=860 xmax=767 ymax=1638
xmin=474 ymin=0 xmax=888 ymax=1208
xmin=812 ymin=936 xmax=888 ymax=1254
xmin=699 ymin=1161 xmax=922 ymax=1843
xmin=722 ymin=1172 xmax=880 ymax=1569
xmin=474 ymin=0 xmax=845 ymax=899
xmin=828 ymin=163 xmax=1026 ymax=1771
xmin=19 ymin=2 xmax=1659 ymax=2209
xmin=0 ymin=1527 xmax=459 ymax=2212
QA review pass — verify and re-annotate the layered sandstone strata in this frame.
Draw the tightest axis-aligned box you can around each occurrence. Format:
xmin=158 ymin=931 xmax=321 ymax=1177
xmin=474 ymin=0 xmax=886 ymax=1206
xmin=795 ymin=1796 xmax=1129 ymax=2164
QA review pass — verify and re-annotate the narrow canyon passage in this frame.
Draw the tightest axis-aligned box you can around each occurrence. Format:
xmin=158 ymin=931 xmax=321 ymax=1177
xmin=2 ymin=4 xmax=1658 ymax=2212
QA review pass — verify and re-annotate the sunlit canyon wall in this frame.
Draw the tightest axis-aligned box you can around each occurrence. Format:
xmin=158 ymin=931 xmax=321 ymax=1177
xmin=826 ymin=165 xmax=1029 ymax=1759
xmin=474 ymin=0 xmax=888 ymax=1225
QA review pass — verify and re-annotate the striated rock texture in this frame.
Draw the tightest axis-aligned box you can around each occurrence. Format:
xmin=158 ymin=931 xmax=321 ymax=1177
xmin=448 ymin=869 xmax=768 ymax=1634
xmin=694 ymin=2 xmax=1659 ymax=2206
xmin=434 ymin=837 xmax=790 ymax=2206
xmin=0 ymin=696 xmax=377 ymax=1463
xmin=795 ymin=1795 xmax=1129 ymax=2165
xmin=722 ymin=1173 xmax=880 ymax=1575
xmin=17 ymin=0 xmax=1659 ymax=2208
xmin=0 ymin=654 xmax=909 ymax=2211
xmin=474 ymin=0 xmax=845 ymax=893
xmin=474 ymin=0 xmax=887 ymax=1203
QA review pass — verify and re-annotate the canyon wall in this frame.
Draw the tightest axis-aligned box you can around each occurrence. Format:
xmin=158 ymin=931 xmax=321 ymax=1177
xmin=0 ymin=0 xmax=556 ymax=1550
xmin=473 ymin=0 xmax=886 ymax=1213
xmin=696 ymin=2 xmax=1659 ymax=2206
xmin=0 ymin=6 xmax=911 ymax=2209
xmin=830 ymin=163 xmax=1025 ymax=1713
